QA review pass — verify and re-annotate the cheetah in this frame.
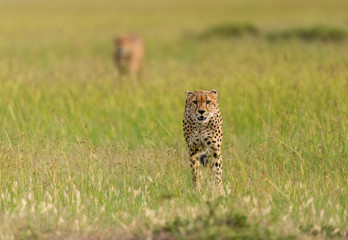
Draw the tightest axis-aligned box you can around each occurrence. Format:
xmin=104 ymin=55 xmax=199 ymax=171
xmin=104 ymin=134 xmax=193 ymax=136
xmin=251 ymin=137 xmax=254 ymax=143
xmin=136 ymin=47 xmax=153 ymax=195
xmin=113 ymin=34 xmax=144 ymax=78
xmin=183 ymin=89 xmax=223 ymax=191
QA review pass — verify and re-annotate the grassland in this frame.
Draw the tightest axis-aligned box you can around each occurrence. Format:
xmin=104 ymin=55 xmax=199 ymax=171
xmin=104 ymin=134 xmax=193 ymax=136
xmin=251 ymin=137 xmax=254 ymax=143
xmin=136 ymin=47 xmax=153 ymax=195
xmin=0 ymin=0 xmax=347 ymax=239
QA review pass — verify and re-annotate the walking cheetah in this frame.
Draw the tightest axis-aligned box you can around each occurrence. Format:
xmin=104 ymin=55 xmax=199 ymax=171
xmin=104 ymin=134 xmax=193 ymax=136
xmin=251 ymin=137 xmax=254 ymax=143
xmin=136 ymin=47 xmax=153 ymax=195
xmin=183 ymin=90 xmax=223 ymax=191
xmin=113 ymin=34 xmax=144 ymax=78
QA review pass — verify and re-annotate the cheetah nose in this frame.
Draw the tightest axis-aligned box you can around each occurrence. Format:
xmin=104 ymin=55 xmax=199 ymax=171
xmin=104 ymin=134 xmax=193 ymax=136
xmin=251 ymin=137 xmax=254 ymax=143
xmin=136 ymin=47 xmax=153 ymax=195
xmin=198 ymin=110 xmax=205 ymax=114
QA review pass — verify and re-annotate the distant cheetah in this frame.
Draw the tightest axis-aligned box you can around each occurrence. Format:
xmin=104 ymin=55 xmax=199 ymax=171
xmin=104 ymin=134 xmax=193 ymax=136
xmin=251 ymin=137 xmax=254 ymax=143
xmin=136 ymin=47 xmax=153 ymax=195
xmin=113 ymin=34 xmax=144 ymax=78
xmin=183 ymin=90 xmax=223 ymax=191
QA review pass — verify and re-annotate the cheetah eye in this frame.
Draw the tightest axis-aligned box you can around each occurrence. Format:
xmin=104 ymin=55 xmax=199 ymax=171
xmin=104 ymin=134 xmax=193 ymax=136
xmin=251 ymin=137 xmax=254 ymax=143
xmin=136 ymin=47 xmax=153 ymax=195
xmin=206 ymin=100 xmax=211 ymax=104
xmin=192 ymin=100 xmax=198 ymax=104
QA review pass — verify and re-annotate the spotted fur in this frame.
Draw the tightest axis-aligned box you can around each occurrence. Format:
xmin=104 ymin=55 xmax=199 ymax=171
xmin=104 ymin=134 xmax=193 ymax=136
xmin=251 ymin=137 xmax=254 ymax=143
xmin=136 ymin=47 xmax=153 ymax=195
xmin=183 ymin=90 xmax=223 ymax=191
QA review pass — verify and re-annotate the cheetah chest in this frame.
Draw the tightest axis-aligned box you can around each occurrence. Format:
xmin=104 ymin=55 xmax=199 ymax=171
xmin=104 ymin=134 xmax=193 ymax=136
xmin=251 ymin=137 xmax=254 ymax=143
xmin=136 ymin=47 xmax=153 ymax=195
xmin=189 ymin=125 xmax=216 ymax=151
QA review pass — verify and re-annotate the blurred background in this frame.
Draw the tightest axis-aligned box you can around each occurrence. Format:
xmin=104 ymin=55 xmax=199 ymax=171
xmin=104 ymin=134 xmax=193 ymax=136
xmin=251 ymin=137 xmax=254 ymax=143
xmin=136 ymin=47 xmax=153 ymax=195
xmin=0 ymin=0 xmax=347 ymax=147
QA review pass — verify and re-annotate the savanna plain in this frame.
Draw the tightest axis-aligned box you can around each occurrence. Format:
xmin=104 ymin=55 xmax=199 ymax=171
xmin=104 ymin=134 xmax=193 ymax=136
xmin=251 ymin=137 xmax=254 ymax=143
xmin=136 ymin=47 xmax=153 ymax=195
xmin=0 ymin=0 xmax=347 ymax=239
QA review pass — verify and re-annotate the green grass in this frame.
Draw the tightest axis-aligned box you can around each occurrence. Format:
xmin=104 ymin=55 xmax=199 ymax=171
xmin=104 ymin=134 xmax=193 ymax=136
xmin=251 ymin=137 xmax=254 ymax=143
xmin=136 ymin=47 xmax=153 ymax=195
xmin=268 ymin=25 xmax=348 ymax=42
xmin=0 ymin=0 xmax=347 ymax=239
xmin=197 ymin=23 xmax=259 ymax=39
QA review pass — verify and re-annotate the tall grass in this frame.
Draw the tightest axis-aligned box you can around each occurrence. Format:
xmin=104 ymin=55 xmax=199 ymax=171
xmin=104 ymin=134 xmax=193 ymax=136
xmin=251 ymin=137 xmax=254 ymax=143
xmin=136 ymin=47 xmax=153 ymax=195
xmin=268 ymin=25 xmax=348 ymax=42
xmin=0 ymin=0 xmax=347 ymax=239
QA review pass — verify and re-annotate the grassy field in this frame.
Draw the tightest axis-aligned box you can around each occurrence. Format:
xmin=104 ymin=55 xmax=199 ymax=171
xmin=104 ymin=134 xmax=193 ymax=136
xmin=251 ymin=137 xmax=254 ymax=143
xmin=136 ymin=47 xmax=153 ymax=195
xmin=0 ymin=0 xmax=347 ymax=239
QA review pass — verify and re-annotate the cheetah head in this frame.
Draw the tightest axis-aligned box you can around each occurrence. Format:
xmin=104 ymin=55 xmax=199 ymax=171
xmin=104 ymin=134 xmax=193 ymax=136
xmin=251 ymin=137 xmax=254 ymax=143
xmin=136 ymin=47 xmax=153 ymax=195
xmin=185 ymin=90 xmax=219 ymax=124
xmin=115 ymin=35 xmax=137 ymax=57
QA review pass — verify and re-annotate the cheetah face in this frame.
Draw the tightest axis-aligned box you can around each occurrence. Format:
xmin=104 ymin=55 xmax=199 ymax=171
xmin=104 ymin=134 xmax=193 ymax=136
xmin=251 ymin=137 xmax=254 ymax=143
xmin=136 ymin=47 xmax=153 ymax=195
xmin=185 ymin=90 xmax=219 ymax=124
xmin=115 ymin=36 xmax=134 ymax=57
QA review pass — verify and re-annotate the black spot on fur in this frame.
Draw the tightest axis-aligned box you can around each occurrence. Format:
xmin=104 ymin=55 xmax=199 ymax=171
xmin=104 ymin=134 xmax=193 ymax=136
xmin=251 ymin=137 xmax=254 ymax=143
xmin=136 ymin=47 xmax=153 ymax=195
xmin=213 ymin=153 xmax=218 ymax=158
xmin=199 ymin=155 xmax=208 ymax=167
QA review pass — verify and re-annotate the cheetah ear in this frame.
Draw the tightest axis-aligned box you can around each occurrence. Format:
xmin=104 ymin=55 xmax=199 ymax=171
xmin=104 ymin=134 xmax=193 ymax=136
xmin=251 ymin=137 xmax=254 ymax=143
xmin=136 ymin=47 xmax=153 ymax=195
xmin=210 ymin=89 xmax=218 ymax=95
xmin=186 ymin=91 xmax=192 ymax=97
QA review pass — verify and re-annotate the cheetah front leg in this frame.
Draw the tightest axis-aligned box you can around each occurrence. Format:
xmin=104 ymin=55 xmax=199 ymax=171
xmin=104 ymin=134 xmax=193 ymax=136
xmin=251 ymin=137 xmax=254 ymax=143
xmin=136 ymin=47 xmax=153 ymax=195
xmin=210 ymin=151 xmax=223 ymax=192
xmin=190 ymin=154 xmax=202 ymax=191
xmin=190 ymin=146 xmax=211 ymax=192
xmin=191 ymin=148 xmax=213 ymax=192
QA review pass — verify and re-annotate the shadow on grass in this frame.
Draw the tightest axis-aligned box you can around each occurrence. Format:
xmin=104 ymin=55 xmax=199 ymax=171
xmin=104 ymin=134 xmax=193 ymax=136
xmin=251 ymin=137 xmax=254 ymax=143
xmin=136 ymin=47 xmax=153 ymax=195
xmin=187 ymin=23 xmax=348 ymax=43
xmin=152 ymin=200 xmax=295 ymax=240
xmin=267 ymin=25 xmax=348 ymax=42
xmin=300 ymin=224 xmax=344 ymax=239
xmin=193 ymin=22 xmax=259 ymax=39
